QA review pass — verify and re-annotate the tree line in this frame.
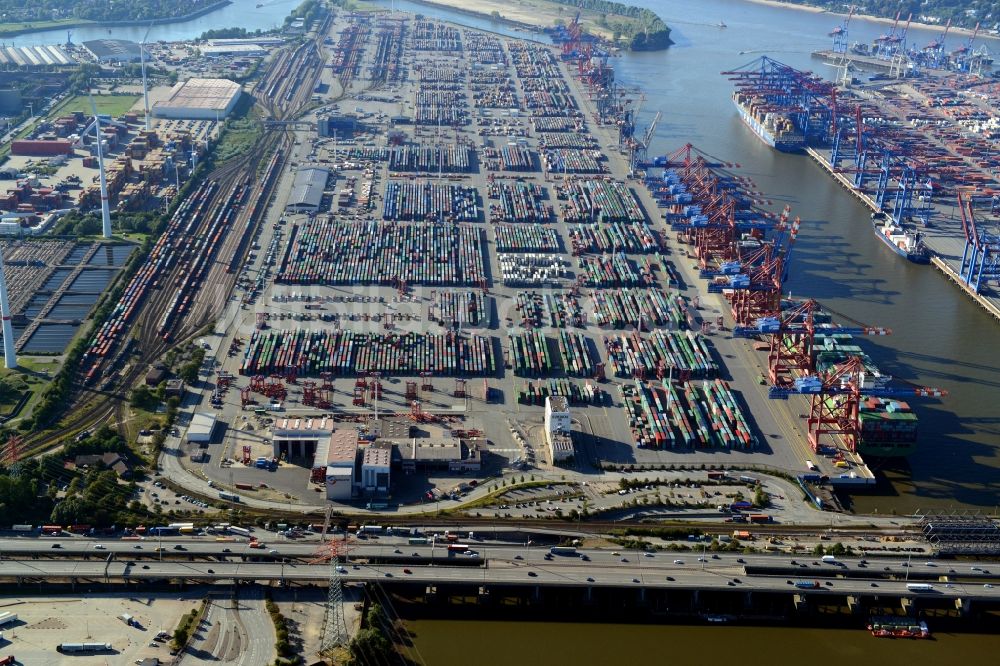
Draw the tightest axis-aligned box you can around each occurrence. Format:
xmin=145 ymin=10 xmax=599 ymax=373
xmin=0 ymin=0 xmax=225 ymax=24
xmin=778 ymin=1 xmax=998 ymax=31
xmin=553 ymin=0 xmax=672 ymax=50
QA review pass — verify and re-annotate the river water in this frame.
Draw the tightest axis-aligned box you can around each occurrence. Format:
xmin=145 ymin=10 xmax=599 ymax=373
xmin=403 ymin=620 xmax=1000 ymax=665
xmin=8 ymin=0 xmax=998 ymax=509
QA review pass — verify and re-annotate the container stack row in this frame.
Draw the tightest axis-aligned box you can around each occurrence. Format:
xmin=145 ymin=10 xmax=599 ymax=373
xmin=239 ymin=329 xmax=494 ymax=377
xmin=277 ymin=220 xmax=486 ymax=286
xmin=604 ymin=331 xmax=718 ymax=379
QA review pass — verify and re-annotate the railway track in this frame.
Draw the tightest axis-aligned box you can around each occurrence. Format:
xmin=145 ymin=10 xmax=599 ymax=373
xmin=24 ymin=28 xmax=327 ymax=453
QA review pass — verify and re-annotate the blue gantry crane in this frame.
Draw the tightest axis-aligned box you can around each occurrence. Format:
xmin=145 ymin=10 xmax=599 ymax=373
xmin=958 ymin=191 xmax=1000 ymax=294
xmin=828 ymin=6 xmax=855 ymax=54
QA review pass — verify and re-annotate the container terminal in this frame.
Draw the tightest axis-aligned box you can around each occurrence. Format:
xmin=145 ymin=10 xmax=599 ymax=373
xmin=0 ymin=7 xmax=959 ymax=518
xmin=96 ymin=5 xmax=953 ymax=515
xmin=722 ymin=44 xmax=1000 ymax=323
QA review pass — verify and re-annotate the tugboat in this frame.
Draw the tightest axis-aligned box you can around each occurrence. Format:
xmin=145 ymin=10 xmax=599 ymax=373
xmin=868 ymin=616 xmax=930 ymax=638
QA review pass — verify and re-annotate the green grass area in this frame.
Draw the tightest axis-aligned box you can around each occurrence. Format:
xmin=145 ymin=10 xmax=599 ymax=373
xmin=214 ymin=100 xmax=262 ymax=164
xmin=0 ymin=358 xmax=60 ymax=423
xmin=0 ymin=18 xmax=93 ymax=37
xmin=58 ymin=94 xmax=142 ymax=119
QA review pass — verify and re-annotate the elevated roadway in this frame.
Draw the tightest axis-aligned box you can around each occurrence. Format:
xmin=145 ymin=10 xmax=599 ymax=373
xmin=3 ymin=543 xmax=1000 ymax=598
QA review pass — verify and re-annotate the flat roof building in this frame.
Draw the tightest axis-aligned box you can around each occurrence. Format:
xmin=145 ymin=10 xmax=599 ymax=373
xmin=152 ymin=78 xmax=242 ymax=120
xmin=312 ymin=428 xmax=358 ymax=501
xmin=83 ymin=39 xmax=144 ymax=63
xmin=272 ymin=416 xmax=334 ymax=460
xmin=545 ymin=396 xmax=574 ymax=462
xmin=362 ymin=443 xmax=392 ymax=494
xmin=201 ymin=44 xmax=267 ymax=58
xmin=286 ymin=167 xmax=329 ymax=213
xmin=187 ymin=412 xmax=217 ymax=443
xmin=398 ymin=438 xmax=481 ymax=474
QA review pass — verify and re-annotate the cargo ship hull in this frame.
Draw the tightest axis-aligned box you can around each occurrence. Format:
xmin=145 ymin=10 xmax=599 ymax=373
xmin=733 ymin=99 xmax=805 ymax=153
xmin=872 ymin=217 xmax=930 ymax=264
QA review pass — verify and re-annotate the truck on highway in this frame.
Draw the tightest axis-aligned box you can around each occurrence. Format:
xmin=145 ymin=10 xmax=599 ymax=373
xmin=748 ymin=514 xmax=771 ymax=524
xmin=229 ymin=526 xmax=252 ymax=537
xmin=906 ymin=583 xmax=935 ymax=592
xmin=821 ymin=555 xmax=838 ymax=564
xmin=359 ymin=525 xmax=383 ymax=534
xmin=549 ymin=546 xmax=579 ymax=556
xmin=408 ymin=538 xmax=429 ymax=545
xmin=41 ymin=525 xmax=62 ymax=535
xmin=794 ymin=580 xmax=820 ymax=589
xmin=447 ymin=544 xmax=470 ymax=553
xmin=219 ymin=492 xmax=240 ymax=503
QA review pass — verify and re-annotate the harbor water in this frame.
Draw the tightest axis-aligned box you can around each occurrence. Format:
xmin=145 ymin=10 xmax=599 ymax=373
xmin=404 ymin=620 xmax=1000 ymax=666
xmin=6 ymin=0 xmax=999 ymax=505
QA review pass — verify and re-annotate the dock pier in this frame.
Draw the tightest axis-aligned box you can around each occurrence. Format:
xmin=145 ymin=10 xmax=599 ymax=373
xmin=806 ymin=148 xmax=1000 ymax=323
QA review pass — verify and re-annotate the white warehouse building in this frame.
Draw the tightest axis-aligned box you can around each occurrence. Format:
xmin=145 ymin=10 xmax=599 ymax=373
xmin=152 ymin=78 xmax=242 ymax=120
xmin=544 ymin=395 xmax=574 ymax=462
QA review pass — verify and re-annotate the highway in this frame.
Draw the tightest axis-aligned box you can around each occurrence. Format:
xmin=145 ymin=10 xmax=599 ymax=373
xmin=4 ymin=537 xmax=1000 ymax=598
xmin=0 ymin=556 xmax=998 ymax=599
xmin=0 ymin=535 xmax=983 ymax=580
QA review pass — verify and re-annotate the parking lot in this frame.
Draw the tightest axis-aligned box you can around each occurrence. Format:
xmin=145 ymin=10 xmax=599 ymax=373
xmin=0 ymin=592 xmax=203 ymax=664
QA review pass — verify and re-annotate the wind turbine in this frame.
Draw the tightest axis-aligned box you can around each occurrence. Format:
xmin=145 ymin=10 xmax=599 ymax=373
xmin=89 ymin=94 xmax=112 ymax=239
xmin=0 ymin=245 xmax=17 ymax=369
xmin=140 ymin=23 xmax=152 ymax=130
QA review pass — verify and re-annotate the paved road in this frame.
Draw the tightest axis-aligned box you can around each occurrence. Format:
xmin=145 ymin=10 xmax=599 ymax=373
xmin=179 ymin=588 xmax=274 ymax=665
xmin=0 ymin=536 xmax=929 ymax=568
xmin=2 ymin=552 xmax=999 ymax=596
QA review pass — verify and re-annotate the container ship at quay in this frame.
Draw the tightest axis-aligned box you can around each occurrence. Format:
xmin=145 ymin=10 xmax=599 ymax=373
xmin=732 ymin=91 xmax=805 ymax=152
xmin=872 ymin=213 xmax=930 ymax=264
xmin=784 ymin=302 xmax=920 ymax=458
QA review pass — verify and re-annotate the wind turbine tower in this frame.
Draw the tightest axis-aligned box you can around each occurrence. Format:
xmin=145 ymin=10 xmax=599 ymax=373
xmin=140 ymin=24 xmax=152 ymax=130
xmin=0 ymin=246 xmax=17 ymax=368
xmin=90 ymin=96 xmax=113 ymax=239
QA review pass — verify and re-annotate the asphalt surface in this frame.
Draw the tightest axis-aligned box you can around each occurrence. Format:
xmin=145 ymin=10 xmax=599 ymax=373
xmin=1 ymin=553 xmax=998 ymax=599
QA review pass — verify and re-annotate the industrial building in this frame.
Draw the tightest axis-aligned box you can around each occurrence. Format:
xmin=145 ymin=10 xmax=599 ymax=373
xmin=318 ymin=115 xmax=360 ymax=138
xmin=398 ymin=438 xmax=481 ymax=473
xmin=200 ymin=44 xmax=267 ymax=58
xmin=0 ymin=46 xmax=75 ymax=68
xmin=312 ymin=428 xmax=360 ymax=501
xmin=361 ymin=443 xmax=392 ymax=494
xmin=187 ymin=412 xmax=218 ymax=443
xmin=285 ymin=167 xmax=329 ymax=213
xmin=207 ymin=37 xmax=286 ymax=47
xmin=82 ymin=39 xmax=144 ymax=64
xmin=544 ymin=396 xmax=574 ymax=462
xmin=272 ymin=416 xmax=335 ymax=460
xmin=152 ymin=78 xmax=242 ymax=120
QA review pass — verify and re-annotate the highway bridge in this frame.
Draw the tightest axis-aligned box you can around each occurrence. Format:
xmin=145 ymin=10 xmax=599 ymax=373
xmin=3 ymin=536 xmax=1000 ymax=614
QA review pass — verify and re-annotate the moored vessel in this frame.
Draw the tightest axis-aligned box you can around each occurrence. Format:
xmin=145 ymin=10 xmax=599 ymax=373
xmin=872 ymin=213 xmax=930 ymax=264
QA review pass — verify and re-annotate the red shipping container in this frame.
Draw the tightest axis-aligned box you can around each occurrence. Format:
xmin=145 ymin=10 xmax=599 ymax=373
xmin=11 ymin=140 xmax=72 ymax=156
